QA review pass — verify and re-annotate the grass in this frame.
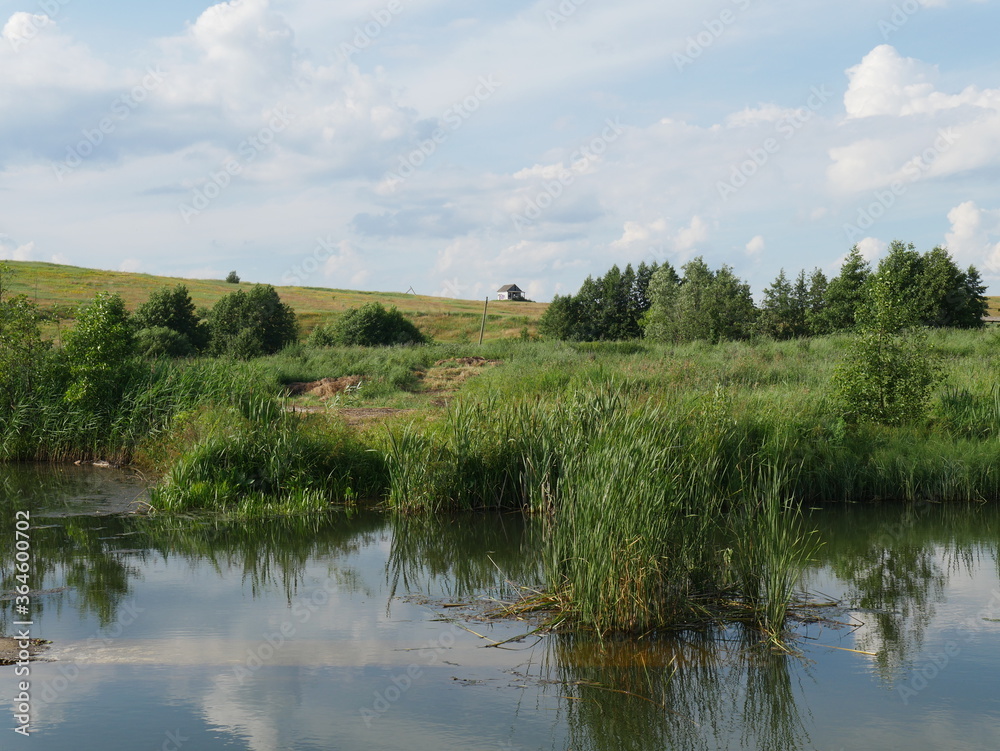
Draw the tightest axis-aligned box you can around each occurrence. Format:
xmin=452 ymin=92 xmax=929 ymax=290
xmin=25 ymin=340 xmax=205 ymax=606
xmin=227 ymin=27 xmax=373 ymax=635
xmin=2 ymin=260 xmax=547 ymax=342
xmin=5 ymin=306 xmax=1000 ymax=639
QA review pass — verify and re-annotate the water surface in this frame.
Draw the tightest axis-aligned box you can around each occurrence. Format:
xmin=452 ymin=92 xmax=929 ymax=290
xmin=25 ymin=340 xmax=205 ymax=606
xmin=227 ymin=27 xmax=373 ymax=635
xmin=2 ymin=467 xmax=999 ymax=750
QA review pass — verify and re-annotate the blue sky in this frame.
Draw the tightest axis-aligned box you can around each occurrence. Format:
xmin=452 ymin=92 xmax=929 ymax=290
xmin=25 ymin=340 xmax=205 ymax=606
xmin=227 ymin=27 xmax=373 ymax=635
xmin=2 ymin=0 xmax=999 ymax=300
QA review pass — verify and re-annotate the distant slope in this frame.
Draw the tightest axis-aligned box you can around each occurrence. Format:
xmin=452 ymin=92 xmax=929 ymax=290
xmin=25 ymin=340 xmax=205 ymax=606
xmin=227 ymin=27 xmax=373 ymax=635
xmin=2 ymin=261 xmax=547 ymax=342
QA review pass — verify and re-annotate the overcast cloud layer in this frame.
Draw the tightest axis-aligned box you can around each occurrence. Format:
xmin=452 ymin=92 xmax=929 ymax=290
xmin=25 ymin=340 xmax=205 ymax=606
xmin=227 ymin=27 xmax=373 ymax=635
xmin=1 ymin=0 xmax=998 ymax=299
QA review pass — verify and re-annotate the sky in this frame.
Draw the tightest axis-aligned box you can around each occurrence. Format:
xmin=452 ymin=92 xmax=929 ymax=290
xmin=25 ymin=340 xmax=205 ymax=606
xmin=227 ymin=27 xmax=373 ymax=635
xmin=1 ymin=0 xmax=999 ymax=301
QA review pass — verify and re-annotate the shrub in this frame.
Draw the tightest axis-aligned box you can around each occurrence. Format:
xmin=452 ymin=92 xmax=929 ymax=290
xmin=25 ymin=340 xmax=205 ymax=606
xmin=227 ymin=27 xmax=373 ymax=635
xmin=333 ymin=302 xmax=427 ymax=346
xmin=209 ymin=285 xmax=298 ymax=358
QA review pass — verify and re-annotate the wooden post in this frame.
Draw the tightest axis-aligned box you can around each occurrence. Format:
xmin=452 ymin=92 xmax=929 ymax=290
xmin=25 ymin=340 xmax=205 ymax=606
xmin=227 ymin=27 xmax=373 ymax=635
xmin=479 ymin=297 xmax=489 ymax=345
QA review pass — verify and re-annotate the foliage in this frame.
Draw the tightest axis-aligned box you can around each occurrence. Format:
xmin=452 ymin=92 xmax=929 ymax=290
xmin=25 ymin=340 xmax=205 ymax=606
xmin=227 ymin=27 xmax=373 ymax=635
xmin=209 ymin=284 xmax=299 ymax=358
xmin=538 ymin=262 xmax=659 ymax=341
xmin=331 ymin=302 xmax=427 ymax=346
xmin=864 ymin=241 xmax=987 ymax=329
xmin=133 ymin=285 xmax=208 ymax=354
xmin=62 ymin=292 xmax=139 ymax=410
xmin=0 ymin=292 xmax=51 ymax=408
xmin=834 ymin=274 xmax=943 ymax=425
xmin=644 ymin=257 xmax=756 ymax=343
xmin=225 ymin=271 xmax=240 ymax=284
xmin=135 ymin=326 xmax=196 ymax=358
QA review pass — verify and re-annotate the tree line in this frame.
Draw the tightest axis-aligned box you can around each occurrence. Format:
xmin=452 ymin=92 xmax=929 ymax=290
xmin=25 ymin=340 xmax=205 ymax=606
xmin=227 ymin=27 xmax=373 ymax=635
xmin=540 ymin=242 xmax=989 ymax=343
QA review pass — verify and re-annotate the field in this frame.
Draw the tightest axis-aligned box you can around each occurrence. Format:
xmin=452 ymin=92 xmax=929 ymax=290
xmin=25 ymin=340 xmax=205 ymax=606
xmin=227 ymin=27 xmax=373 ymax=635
xmin=0 ymin=261 xmax=548 ymax=342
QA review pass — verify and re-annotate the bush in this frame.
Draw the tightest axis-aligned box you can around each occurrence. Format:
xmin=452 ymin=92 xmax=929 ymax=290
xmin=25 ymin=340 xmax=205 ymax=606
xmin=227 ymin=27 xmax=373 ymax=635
xmin=333 ymin=302 xmax=427 ymax=347
xmin=209 ymin=285 xmax=298 ymax=358
xmin=136 ymin=326 xmax=195 ymax=359
xmin=834 ymin=277 xmax=943 ymax=426
xmin=133 ymin=285 xmax=208 ymax=353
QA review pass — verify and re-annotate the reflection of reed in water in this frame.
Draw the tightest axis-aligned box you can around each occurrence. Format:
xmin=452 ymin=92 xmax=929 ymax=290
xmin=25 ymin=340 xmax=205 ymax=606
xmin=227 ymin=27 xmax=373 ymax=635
xmin=386 ymin=513 xmax=544 ymax=601
xmin=545 ymin=630 xmax=812 ymax=751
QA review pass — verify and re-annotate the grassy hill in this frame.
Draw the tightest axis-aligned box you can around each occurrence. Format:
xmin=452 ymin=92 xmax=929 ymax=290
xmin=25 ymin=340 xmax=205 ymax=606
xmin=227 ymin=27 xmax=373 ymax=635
xmin=1 ymin=261 xmax=548 ymax=342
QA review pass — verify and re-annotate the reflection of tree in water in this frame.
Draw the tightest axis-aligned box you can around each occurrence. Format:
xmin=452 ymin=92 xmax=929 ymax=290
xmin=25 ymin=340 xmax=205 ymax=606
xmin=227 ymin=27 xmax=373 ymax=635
xmin=545 ymin=630 xmax=812 ymax=751
xmin=0 ymin=503 xmax=388 ymax=631
xmin=386 ymin=513 xmax=544 ymax=601
xmin=811 ymin=502 xmax=1000 ymax=681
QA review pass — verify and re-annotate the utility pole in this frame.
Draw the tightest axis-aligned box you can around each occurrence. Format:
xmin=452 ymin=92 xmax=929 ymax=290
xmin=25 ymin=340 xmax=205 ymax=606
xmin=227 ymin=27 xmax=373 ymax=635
xmin=478 ymin=297 xmax=489 ymax=345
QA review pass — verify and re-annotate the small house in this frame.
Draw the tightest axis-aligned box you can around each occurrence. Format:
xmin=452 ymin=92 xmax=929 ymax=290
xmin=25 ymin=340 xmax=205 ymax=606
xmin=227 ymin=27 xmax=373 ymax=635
xmin=497 ymin=284 xmax=525 ymax=301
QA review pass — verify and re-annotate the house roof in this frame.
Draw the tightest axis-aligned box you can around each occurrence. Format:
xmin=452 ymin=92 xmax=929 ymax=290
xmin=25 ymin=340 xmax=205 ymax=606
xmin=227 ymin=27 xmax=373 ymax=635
xmin=498 ymin=284 xmax=522 ymax=292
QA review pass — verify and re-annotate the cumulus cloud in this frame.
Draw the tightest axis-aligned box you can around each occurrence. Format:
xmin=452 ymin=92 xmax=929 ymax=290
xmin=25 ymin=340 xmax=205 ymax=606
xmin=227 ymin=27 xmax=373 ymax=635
xmin=945 ymin=201 xmax=1000 ymax=274
xmin=745 ymin=235 xmax=765 ymax=256
xmin=830 ymin=45 xmax=1000 ymax=194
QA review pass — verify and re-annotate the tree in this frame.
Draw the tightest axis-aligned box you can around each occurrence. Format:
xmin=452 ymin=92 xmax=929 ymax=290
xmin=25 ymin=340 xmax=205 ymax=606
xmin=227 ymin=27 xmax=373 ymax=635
xmin=226 ymin=271 xmax=241 ymax=284
xmin=834 ymin=275 xmax=942 ymax=426
xmin=641 ymin=262 xmax=680 ymax=342
xmin=805 ymin=268 xmax=829 ymax=335
xmin=333 ymin=302 xmax=427 ymax=346
xmin=823 ymin=246 xmax=871 ymax=332
xmin=644 ymin=258 xmax=755 ymax=343
xmin=63 ymin=292 xmax=138 ymax=408
xmin=133 ymin=285 xmax=208 ymax=355
xmin=539 ymin=294 xmax=581 ymax=340
xmin=0 ymin=293 xmax=50 ymax=406
xmin=209 ymin=285 xmax=298 ymax=358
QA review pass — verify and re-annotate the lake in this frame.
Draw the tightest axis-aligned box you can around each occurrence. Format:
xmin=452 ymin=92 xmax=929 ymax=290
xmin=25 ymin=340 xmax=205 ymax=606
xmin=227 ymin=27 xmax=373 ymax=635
xmin=2 ymin=465 xmax=1000 ymax=750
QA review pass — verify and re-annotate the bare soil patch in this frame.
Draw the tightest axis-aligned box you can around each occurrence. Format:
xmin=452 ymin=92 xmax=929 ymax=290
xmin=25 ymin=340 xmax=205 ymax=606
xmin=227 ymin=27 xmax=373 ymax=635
xmin=0 ymin=637 xmax=50 ymax=666
xmin=285 ymin=376 xmax=363 ymax=398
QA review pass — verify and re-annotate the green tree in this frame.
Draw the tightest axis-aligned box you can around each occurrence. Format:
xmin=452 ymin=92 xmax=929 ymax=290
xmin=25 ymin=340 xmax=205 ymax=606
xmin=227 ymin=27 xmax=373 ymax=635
xmin=823 ymin=246 xmax=871 ymax=332
xmin=63 ymin=292 xmax=138 ymax=408
xmin=834 ymin=275 xmax=942 ymax=426
xmin=226 ymin=271 xmax=241 ymax=284
xmin=539 ymin=294 xmax=581 ymax=340
xmin=805 ymin=268 xmax=829 ymax=335
xmin=644 ymin=258 xmax=755 ymax=343
xmin=333 ymin=302 xmax=427 ymax=346
xmin=133 ymin=285 xmax=208 ymax=355
xmin=0 ymin=293 xmax=50 ymax=406
xmin=209 ymin=285 xmax=298 ymax=358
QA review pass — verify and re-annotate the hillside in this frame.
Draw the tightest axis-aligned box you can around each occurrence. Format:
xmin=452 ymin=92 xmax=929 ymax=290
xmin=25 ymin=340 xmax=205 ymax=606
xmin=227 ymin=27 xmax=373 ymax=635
xmin=1 ymin=261 xmax=547 ymax=342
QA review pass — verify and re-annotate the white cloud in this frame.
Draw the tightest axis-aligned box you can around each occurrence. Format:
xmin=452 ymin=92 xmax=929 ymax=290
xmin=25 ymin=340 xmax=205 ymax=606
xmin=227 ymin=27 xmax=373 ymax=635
xmin=830 ymin=45 xmax=1000 ymax=194
xmin=856 ymin=236 xmax=887 ymax=263
xmin=945 ymin=201 xmax=1000 ymax=274
xmin=745 ymin=235 xmax=765 ymax=256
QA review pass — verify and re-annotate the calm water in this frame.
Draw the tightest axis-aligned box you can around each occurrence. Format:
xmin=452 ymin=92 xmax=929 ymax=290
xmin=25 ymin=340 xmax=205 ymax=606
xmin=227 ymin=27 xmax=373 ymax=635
xmin=2 ymin=465 xmax=1000 ymax=750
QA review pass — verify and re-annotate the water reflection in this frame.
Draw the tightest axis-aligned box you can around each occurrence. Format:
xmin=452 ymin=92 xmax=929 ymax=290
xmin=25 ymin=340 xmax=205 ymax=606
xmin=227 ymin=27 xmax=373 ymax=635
xmin=808 ymin=502 xmax=1000 ymax=679
xmin=3 ymin=468 xmax=1000 ymax=750
xmin=547 ymin=631 xmax=812 ymax=751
